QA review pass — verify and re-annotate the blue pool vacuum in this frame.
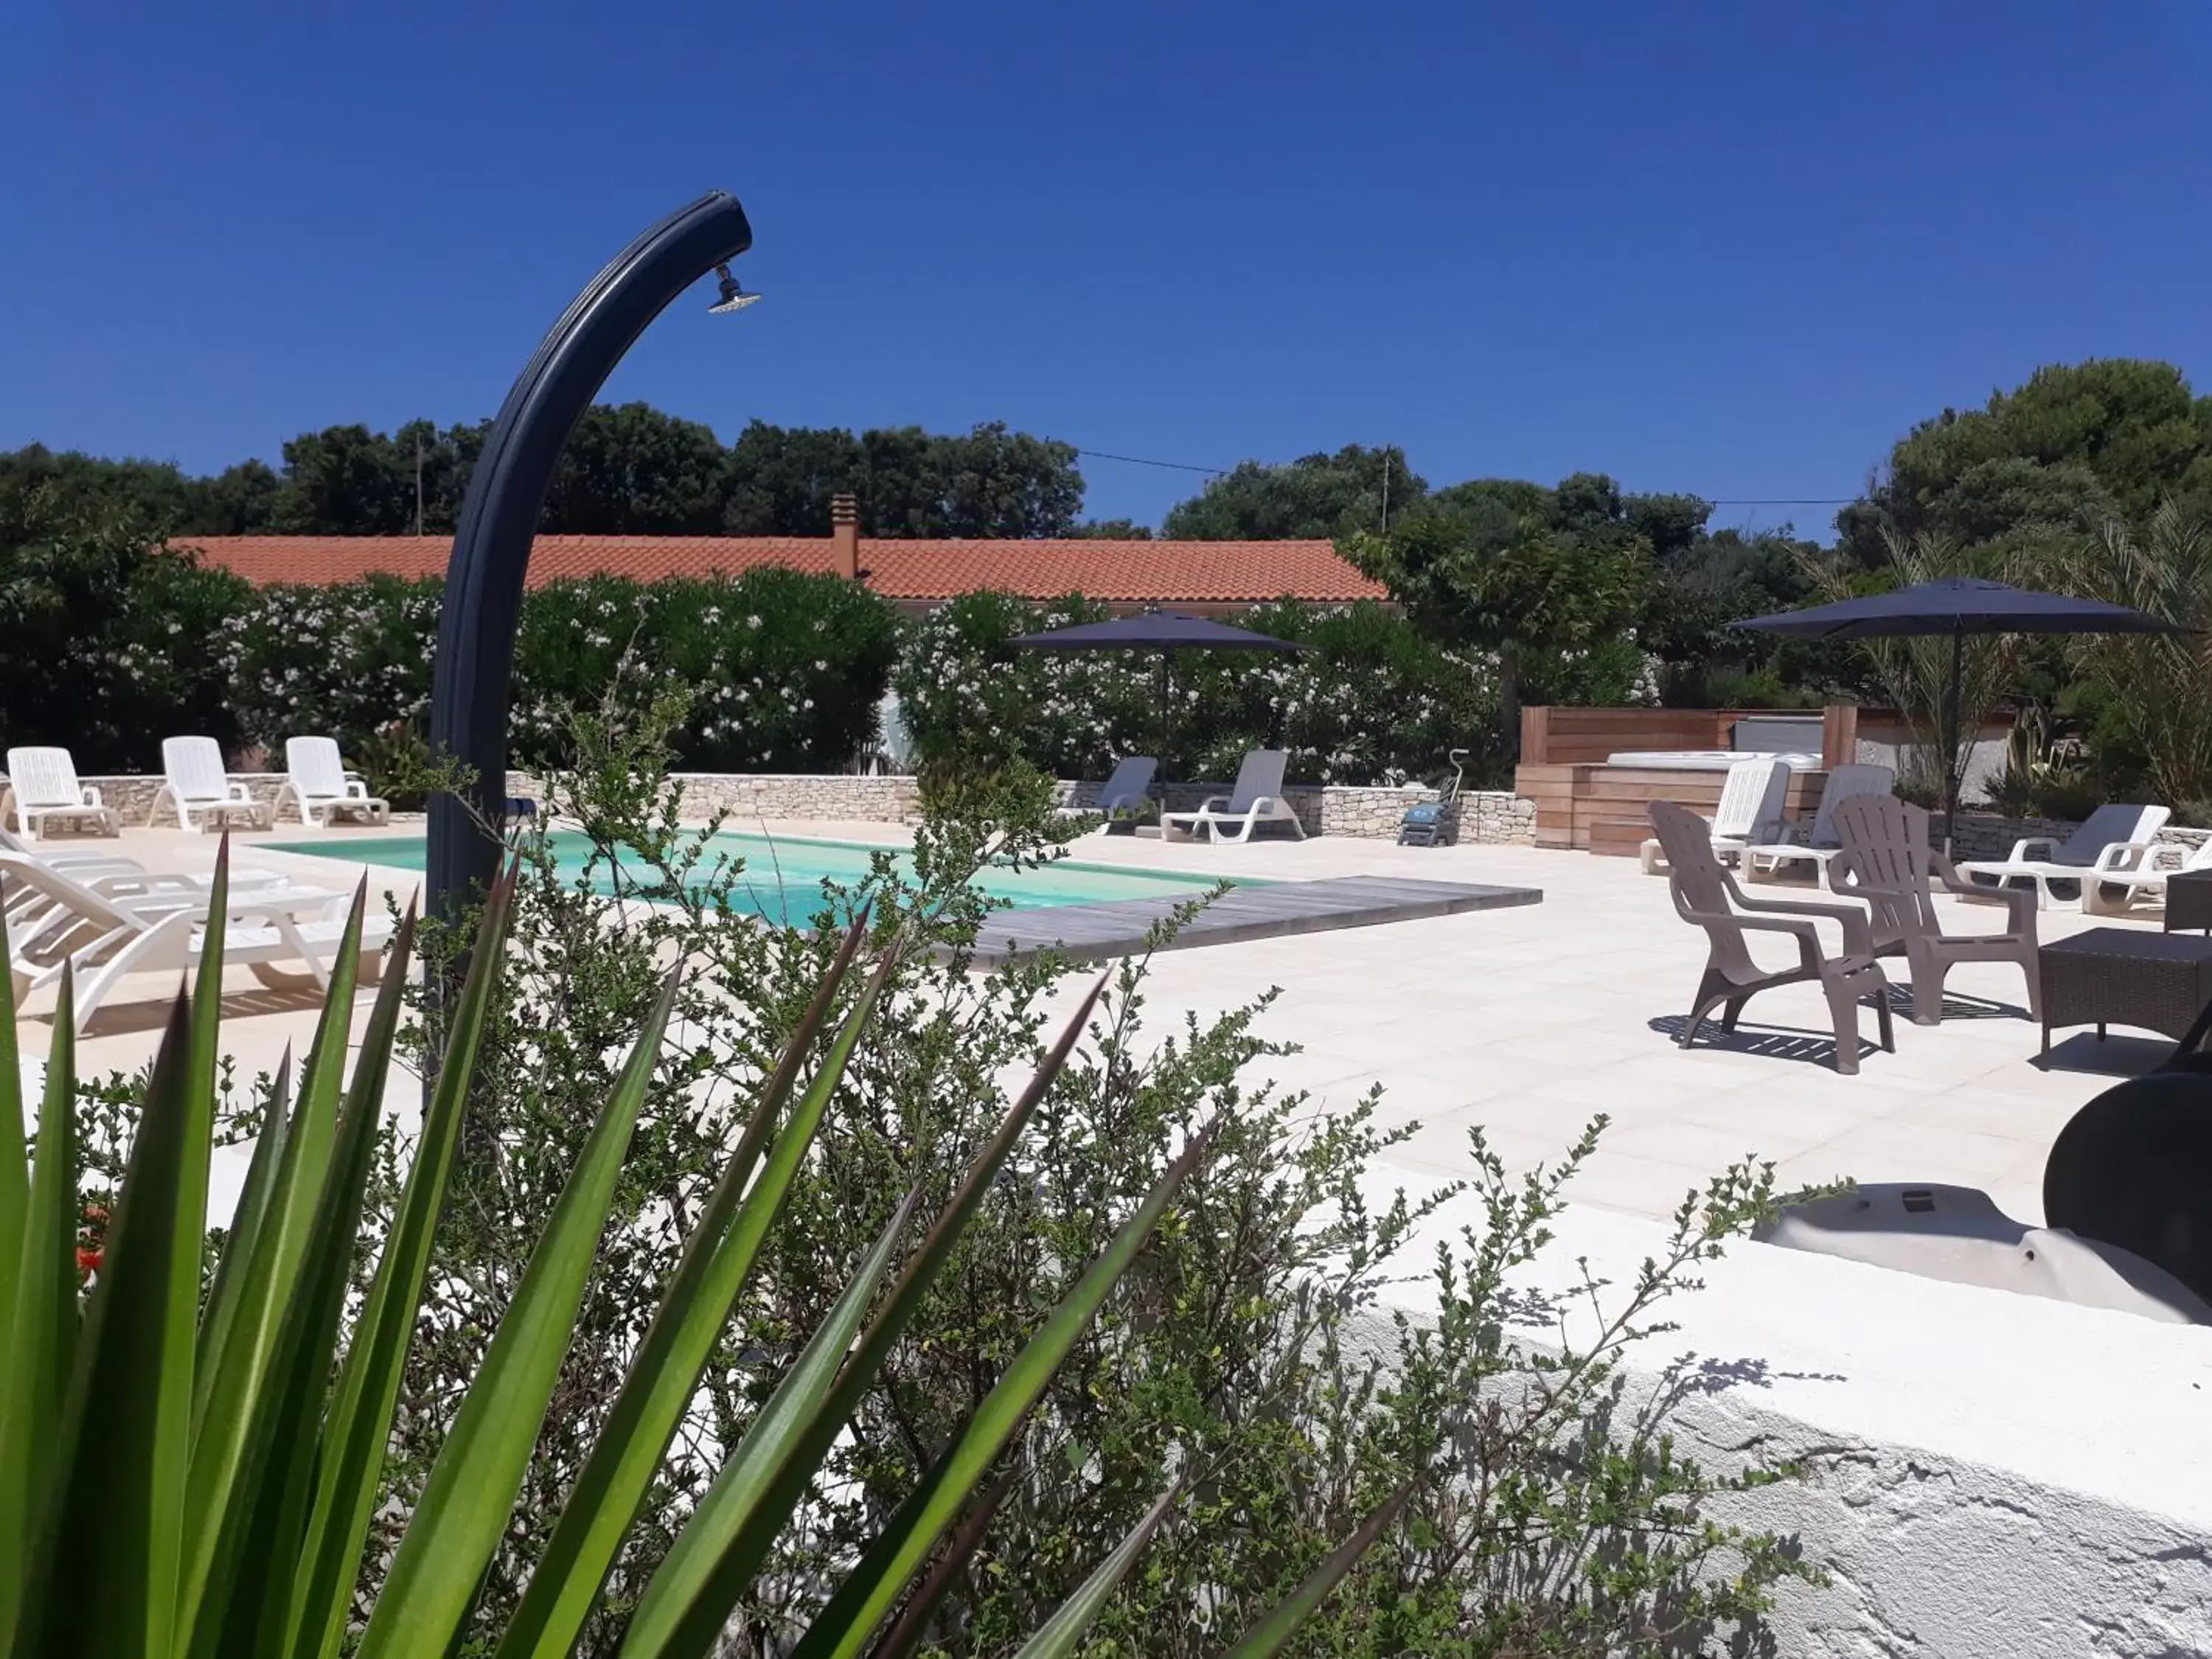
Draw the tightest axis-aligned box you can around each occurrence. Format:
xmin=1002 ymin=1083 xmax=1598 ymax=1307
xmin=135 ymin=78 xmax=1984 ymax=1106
xmin=1397 ymin=748 xmax=1467 ymax=847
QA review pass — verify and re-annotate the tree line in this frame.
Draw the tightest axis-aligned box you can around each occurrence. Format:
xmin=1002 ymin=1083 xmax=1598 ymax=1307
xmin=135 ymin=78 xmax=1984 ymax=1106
xmin=9 ymin=357 xmax=2205 ymax=557
xmin=0 ymin=414 xmax=1100 ymax=540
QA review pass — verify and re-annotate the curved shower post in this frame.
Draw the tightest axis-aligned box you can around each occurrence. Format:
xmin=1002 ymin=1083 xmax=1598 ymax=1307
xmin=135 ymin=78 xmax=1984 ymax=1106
xmin=425 ymin=190 xmax=754 ymax=927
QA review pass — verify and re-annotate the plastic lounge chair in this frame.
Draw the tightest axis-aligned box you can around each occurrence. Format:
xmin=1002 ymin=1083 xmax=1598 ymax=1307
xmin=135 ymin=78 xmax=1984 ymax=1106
xmin=1 ymin=748 xmax=121 ymax=841
xmin=1 ymin=855 xmax=385 ymax=1035
xmin=150 ymin=737 xmax=274 ymax=832
xmin=1649 ymin=799 xmax=1893 ymax=1074
xmin=1955 ymin=803 xmax=2171 ymax=910
xmin=1638 ymin=757 xmax=1792 ymax=874
xmin=0 ymin=824 xmax=288 ymax=930
xmin=1057 ymin=756 xmax=1158 ymax=827
xmin=1160 ymin=751 xmax=1306 ymax=844
xmin=2081 ymin=832 xmax=2212 ymax=919
xmin=1829 ymin=793 xmax=2041 ymax=1027
xmin=1742 ymin=763 xmax=1895 ymax=883
xmin=276 ymin=736 xmax=391 ymax=828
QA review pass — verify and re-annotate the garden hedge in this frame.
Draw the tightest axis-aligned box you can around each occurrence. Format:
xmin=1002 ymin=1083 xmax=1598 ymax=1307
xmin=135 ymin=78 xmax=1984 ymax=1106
xmin=13 ymin=549 xmax=1497 ymax=787
xmin=894 ymin=591 xmax=1505 ymax=785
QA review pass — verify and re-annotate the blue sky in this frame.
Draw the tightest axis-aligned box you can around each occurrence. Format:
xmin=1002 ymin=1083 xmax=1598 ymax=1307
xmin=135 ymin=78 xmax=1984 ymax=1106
xmin=4 ymin=2 xmax=2208 ymax=538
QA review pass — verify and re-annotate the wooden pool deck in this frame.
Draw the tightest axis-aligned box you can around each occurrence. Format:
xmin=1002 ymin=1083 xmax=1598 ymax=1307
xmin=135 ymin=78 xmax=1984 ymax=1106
xmin=964 ymin=874 xmax=1543 ymax=967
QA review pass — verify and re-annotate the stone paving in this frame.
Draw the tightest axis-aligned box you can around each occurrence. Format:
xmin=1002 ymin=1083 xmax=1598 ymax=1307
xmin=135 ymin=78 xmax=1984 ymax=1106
xmin=14 ymin=815 xmax=2169 ymax=1227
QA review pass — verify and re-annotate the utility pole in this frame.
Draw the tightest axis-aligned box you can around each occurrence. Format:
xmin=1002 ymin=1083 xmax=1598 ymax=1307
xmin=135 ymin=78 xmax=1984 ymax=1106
xmin=1380 ymin=446 xmax=1391 ymax=532
xmin=414 ymin=428 xmax=426 ymax=536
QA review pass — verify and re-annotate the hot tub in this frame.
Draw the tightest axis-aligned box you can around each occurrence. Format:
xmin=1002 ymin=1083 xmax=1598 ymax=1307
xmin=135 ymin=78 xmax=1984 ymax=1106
xmin=1604 ymin=749 xmax=1820 ymax=771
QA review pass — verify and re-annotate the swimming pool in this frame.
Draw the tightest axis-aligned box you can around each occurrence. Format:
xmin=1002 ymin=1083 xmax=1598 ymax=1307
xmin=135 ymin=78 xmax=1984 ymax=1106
xmin=268 ymin=830 xmax=1244 ymax=927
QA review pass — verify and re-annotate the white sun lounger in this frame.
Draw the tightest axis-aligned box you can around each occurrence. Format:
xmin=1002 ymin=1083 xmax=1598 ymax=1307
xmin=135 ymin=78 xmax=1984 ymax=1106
xmin=1742 ymin=763 xmax=1896 ymax=883
xmin=276 ymin=736 xmax=391 ymax=828
xmin=2081 ymin=830 xmax=2212 ymax=918
xmin=1058 ymin=756 xmax=1158 ymax=827
xmin=1955 ymin=804 xmax=2171 ymax=911
xmin=2 ymin=748 xmax=121 ymax=841
xmin=1 ymin=854 xmax=388 ymax=1034
xmin=1638 ymin=757 xmax=1792 ymax=874
xmin=1161 ymin=751 xmax=1306 ymax=844
xmin=150 ymin=737 xmax=274 ymax=832
xmin=0 ymin=824 xmax=289 ymax=931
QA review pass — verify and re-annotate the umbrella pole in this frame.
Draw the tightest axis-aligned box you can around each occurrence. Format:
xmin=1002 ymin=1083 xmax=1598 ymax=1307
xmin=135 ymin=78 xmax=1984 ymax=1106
xmin=1942 ymin=625 xmax=1964 ymax=858
xmin=1158 ymin=652 xmax=1171 ymax=781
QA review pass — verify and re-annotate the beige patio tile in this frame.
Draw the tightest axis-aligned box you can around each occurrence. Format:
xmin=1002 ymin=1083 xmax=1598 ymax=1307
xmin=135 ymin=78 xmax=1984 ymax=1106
xmin=28 ymin=823 xmax=2165 ymax=1231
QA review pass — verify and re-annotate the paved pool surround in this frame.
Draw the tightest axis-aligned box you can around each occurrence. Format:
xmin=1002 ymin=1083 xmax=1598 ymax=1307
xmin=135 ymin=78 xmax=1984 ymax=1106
xmin=15 ymin=822 xmax=2211 ymax=1655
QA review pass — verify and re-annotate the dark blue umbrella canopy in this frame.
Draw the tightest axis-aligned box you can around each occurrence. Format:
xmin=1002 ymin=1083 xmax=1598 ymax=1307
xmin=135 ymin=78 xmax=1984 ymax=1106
xmin=1012 ymin=611 xmax=1308 ymax=652
xmin=1731 ymin=577 xmax=2182 ymax=640
xmin=1009 ymin=610 xmax=1307 ymax=779
xmin=1731 ymin=577 xmax=2182 ymax=853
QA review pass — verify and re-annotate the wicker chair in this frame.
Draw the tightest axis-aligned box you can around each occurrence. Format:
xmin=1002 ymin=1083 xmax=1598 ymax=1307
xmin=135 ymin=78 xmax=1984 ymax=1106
xmin=1829 ymin=793 xmax=2041 ymax=1028
xmin=1649 ymin=799 xmax=1894 ymax=1074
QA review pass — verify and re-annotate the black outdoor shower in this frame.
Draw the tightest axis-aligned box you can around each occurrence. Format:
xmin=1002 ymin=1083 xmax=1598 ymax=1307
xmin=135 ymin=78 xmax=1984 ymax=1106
xmin=425 ymin=191 xmax=757 ymax=928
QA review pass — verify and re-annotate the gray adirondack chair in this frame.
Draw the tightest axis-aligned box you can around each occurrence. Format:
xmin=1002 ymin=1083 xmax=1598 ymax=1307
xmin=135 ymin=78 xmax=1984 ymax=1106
xmin=1649 ymin=799 xmax=1894 ymax=1074
xmin=1828 ymin=793 xmax=2041 ymax=1027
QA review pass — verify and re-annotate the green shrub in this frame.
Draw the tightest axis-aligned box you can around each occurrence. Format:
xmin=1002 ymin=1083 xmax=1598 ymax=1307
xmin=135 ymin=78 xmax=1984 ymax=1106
xmin=218 ymin=566 xmax=901 ymax=776
xmin=0 ymin=872 xmax=1277 ymax=1658
xmin=509 ymin=567 xmax=902 ymax=773
xmin=0 ymin=487 xmax=251 ymax=769
xmin=894 ymin=592 xmax=1504 ymax=785
xmin=220 ymin=574 xmax=443 ymax=757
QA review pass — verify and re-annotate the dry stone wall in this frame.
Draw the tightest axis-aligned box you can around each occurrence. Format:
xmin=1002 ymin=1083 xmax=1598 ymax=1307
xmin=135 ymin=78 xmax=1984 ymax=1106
xmin=54 ymin=769 xmax=1540 ymax=844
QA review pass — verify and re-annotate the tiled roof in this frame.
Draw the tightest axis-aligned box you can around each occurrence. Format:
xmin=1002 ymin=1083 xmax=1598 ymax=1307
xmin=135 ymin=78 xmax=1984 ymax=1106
xmin=175 ymin=535 xmax=1388 ymax=605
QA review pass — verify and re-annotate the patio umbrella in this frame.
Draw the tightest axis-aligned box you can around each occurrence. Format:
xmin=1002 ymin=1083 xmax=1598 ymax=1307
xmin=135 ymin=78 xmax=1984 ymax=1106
xmin=1011 ymin=608 xmax=1308 ymax=777
xmin=1731 ymin=577 xmax=2183 ymax=849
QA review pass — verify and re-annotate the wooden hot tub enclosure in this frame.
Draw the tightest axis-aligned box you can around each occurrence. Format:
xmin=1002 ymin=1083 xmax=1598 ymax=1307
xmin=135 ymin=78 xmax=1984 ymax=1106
xmin=1514 ymin=705 xmax=1860 ymax=857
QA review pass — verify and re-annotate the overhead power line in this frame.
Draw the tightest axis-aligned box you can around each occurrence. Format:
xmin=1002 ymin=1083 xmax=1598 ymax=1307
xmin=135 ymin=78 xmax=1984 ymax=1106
xmin=1073 ymin=447 xmax=1853 ymax=507
xmin=1074 ymin=447 xmax=1228 ymax=476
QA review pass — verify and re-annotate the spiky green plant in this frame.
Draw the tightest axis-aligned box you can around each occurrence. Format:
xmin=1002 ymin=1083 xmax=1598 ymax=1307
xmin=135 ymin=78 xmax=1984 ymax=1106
xmin=0 ymin=852 xmax=1388 ymax=1658
xmin=2056 ymin=501 xmax=2212 ymax=808
xmin=1804 ymin=528 xmax=2025 ymax=804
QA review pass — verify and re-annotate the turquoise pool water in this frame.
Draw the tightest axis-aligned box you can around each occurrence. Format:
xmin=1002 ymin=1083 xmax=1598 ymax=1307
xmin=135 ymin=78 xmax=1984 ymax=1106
xmin=269 ymin=830 xmax=1242 ymax=926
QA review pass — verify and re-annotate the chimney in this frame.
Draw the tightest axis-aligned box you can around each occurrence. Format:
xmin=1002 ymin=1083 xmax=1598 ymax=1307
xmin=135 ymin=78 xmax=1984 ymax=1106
xmin=830 ymin=492 xmax=860 ymax=581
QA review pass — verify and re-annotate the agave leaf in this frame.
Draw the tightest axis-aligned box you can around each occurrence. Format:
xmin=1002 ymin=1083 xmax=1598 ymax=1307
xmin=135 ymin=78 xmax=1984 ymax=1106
xmin=621 ymin=1188 xmax=922 ymax=1659
xmin=353 ymin=968 xmax=681 ymax=1659
xmin=12 ymin=973 xmax=214 ymax=1657
xmin=195 ymin=1047 xmax=293 ymax=1373
xmin=1005 ymin=1479 xmax=1183 ymax=1659
xmin=192 ymin=869 xmax=357 ymax=1417
xmin=0 ymin=972 xmax=80 ymax=1654
xmin=176 ymin=841 xmax=232 ymax=1344
xmin=623 ymin=973 xmax=1110 ymax=1659
xmin=177 ymin=888 xmax=368 ymax=1636
xmin=495 ymin=916 xmax=876 ymax=1659
xmin=284 ymin=869 xmax=518 ymax=1659
xmin=0 ymin=894 xmax=29 ymax=1413
xmin=183 ymin=905 xmax=414 ymax=1659
xmin=788 ymin=1116 xmax=1221 ymax=1659
xmin=1218 ymin=1481 xmax=1413 ymax=1659
xmin=864 ymin=1464 xmax=1018 ymax=1659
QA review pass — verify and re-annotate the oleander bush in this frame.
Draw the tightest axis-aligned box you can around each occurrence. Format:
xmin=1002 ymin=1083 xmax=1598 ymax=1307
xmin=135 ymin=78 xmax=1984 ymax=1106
xmin=893 ymin=591 xmax=1506 ymax=786
xmin=220 ymin=572 xmax=444 ymax=757
xmin=213 ymin=566 xmax=902 ymax=776
xmin=0 ymin=486 xmax=251 ymax=771
xmin=509 ymin=567 xmax=901 ymax=773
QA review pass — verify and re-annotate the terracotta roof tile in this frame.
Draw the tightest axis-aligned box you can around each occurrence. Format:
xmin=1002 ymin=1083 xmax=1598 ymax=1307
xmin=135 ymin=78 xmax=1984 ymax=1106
xmin=176 ymin=535 xmax=1387 ymax=605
